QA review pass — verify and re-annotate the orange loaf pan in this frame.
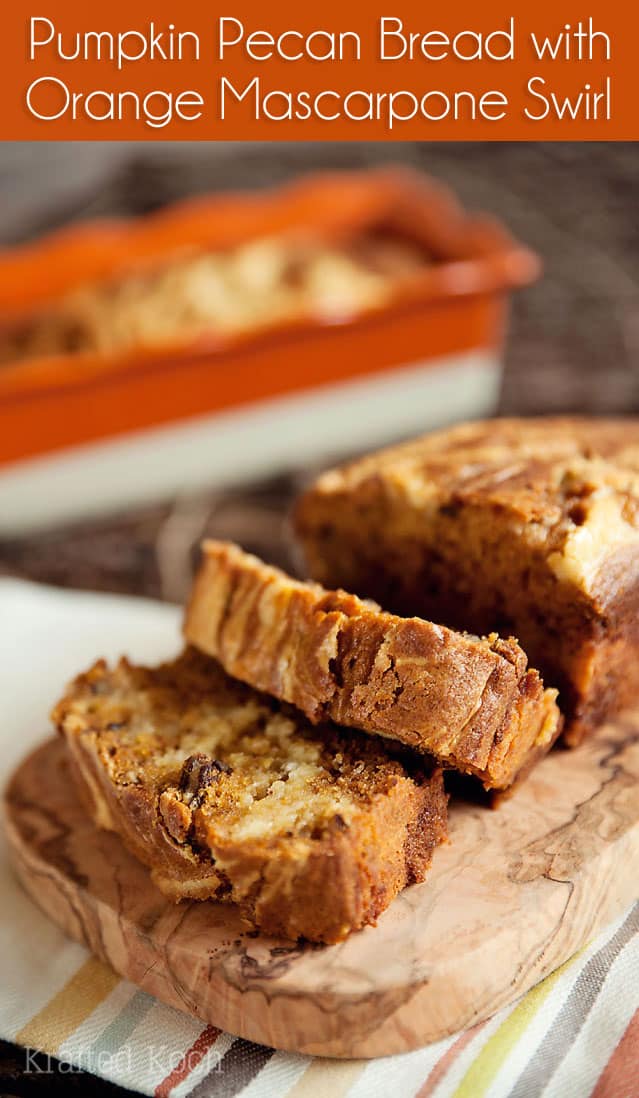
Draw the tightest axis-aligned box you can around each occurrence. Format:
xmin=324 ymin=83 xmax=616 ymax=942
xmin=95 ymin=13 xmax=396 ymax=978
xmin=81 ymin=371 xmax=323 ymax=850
xmin=0 ymin=168 xmax=540 ymax=468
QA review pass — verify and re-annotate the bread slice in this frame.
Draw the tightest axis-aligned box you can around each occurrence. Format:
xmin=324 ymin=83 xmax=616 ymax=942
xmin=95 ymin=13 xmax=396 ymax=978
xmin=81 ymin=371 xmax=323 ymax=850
xmin=53 ymin=648 xmax=447 ymax=944
xmin=184 ymin=541 xmax=561 ymax=791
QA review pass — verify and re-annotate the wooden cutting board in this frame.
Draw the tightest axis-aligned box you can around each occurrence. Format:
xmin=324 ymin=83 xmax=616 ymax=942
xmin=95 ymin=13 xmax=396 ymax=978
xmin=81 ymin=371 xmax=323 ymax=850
xmin=5 ymin=725 xmax=639 ymax=1059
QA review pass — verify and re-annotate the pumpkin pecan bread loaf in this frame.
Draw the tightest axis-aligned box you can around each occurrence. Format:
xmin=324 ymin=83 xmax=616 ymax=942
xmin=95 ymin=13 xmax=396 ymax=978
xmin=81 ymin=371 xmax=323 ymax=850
xmin=52 ymin=647 xmax=447 ymax=944
xmin=295 ymin=416 xmax=639 ymax=744
xmin=184 ymin=541 xmax=560 ymax=790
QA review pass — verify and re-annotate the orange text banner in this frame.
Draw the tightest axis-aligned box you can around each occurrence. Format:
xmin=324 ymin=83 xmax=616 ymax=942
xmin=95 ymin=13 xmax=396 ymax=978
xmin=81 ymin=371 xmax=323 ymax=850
xmin=0 ymin=0 xmax=636 ymax=139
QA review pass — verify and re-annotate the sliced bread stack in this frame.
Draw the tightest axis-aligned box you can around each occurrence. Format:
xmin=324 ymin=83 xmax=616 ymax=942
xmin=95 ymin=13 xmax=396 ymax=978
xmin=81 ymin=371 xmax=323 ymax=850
xmin=54 ymin=537 xmax=560 ymax=943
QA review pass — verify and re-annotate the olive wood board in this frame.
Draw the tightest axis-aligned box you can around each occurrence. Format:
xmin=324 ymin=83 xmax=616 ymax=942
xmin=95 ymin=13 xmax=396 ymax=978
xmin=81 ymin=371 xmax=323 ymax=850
xmin=5 ymin=725 xmax=639 ymax=1059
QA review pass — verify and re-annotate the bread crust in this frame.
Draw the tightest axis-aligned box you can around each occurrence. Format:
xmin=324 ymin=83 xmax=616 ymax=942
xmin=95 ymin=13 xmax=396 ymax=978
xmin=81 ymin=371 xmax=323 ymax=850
xmin=184 ymin=541 xmax=560 ymax=790
xmin=294 ymin=416 xmax=639 ymax=743
xmin=53 ymin=650 xmax=447 ymax=944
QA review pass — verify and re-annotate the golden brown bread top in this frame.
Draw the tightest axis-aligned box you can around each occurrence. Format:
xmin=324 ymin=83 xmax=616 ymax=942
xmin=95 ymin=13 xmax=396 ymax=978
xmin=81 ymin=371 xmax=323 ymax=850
xmin=53 ymin=648 xmax=447 ymax=943
xmin=0 ymin=230 xmax=428 ymax=363
xmin=184 ymin=541 xmax=560 ymax=789
xmin=295 ymin=417 xmax=639 ymax=595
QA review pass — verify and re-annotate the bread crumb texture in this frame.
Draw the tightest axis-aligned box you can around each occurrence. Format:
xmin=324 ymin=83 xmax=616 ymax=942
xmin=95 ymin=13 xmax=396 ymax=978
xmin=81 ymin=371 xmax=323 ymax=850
xmin=53 ymin=648 xmax=447 ymax=943
xmin=185 ymin=541 xmax=560 ymax=789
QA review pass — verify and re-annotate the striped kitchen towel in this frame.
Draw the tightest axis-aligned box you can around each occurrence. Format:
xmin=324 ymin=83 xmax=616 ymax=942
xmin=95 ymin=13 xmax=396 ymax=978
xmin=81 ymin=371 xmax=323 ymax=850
xmin=1 ymin=580 xmax=638 ymax=1098
xmin=3 ymin=899 xmax=638 ymax=1098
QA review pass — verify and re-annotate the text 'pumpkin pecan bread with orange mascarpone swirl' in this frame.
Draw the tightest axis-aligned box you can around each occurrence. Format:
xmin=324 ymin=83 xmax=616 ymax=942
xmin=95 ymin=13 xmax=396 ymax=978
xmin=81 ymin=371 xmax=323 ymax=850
xmin=52 ymin=648 xmax=447 ymax=944
xmin=294 ymin=416 xmax=639 ymax=744
xmin=184 ymin=541 xmax=560 ymax=791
